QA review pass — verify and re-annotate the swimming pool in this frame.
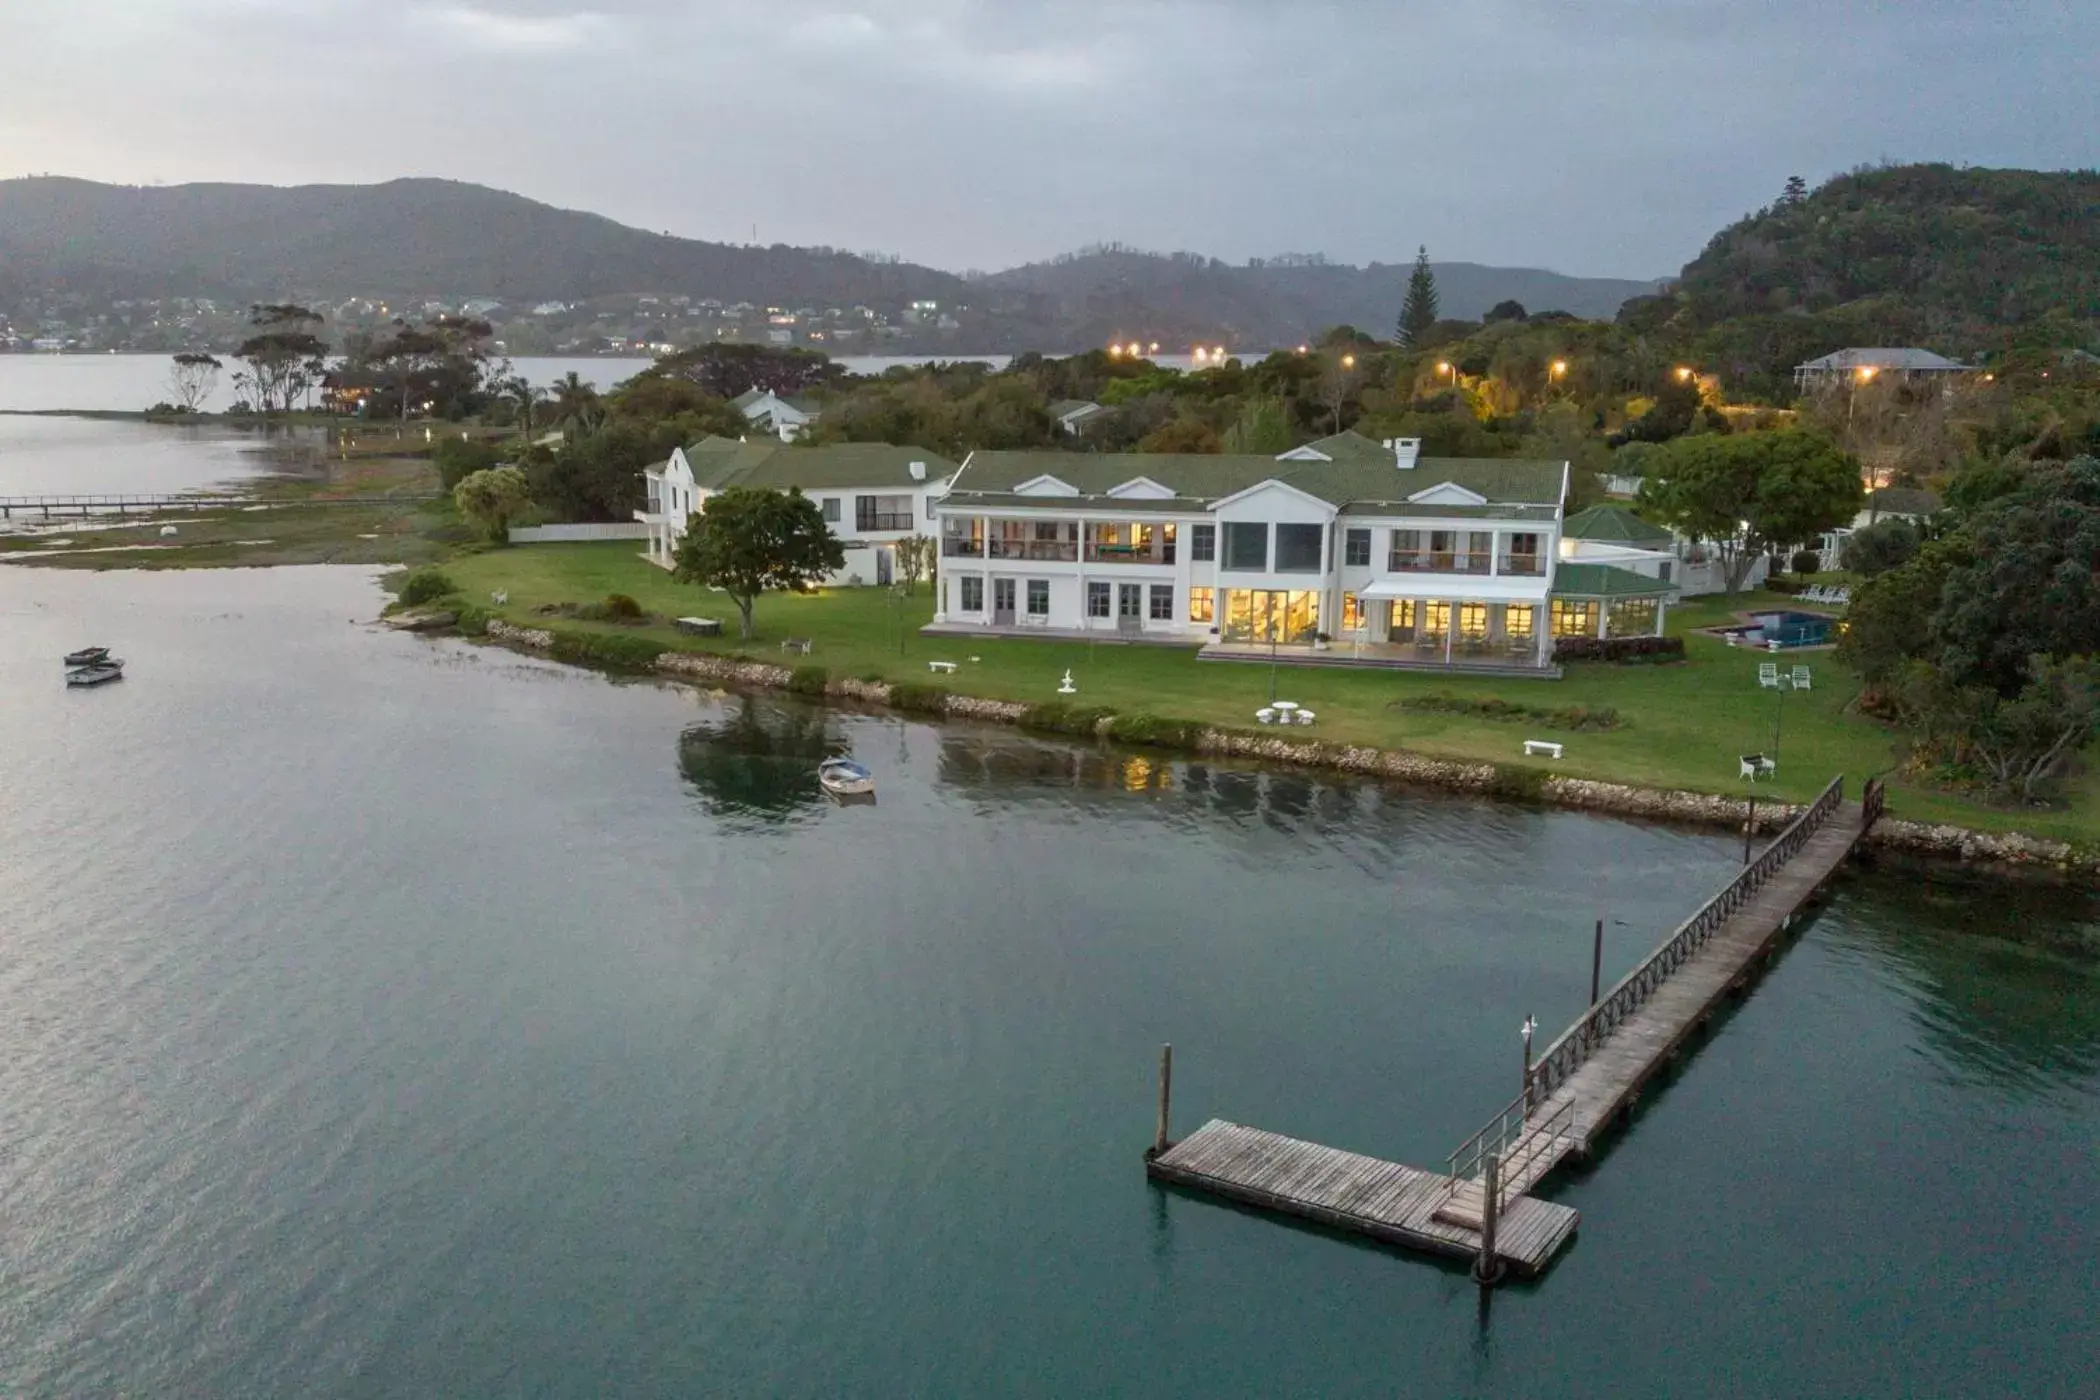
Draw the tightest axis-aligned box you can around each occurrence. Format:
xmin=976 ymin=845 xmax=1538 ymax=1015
xmin=1717 ymin=610 xmax=1834 ymax=649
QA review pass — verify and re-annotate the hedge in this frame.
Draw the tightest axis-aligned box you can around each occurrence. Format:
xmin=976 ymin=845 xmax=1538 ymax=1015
xmin=1104 ymin=713 xmax=1207 ymax=748
xmin=453 ymin=603 xmax=491 ymax=636
xmin=1393 ymin=692 xmax=1623 ymax=732
xmin=548 ymin=629 xmax=667 ymax=673
xmin=788 ymin=664 xmax=830 ymax=696
xmin=1552 ymin=635 xmax=1685 ymax=664
xmin=397 ymin=567 xmax=456 ymax=608
xmin=1019 ymin=702 xmax=1113 ymax=737
xmin=887 ymin=682 xmax=951 ymax=714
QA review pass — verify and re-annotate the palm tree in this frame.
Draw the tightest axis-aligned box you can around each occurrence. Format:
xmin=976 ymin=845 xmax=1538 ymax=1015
xmin=500 ymin=375 xmax=547 ymax=440
xmin=550 ymin=371 xmax=603 ymax=440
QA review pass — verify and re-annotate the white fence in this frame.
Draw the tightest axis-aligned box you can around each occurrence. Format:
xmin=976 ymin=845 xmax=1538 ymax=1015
xmin=507 ymin=522 xmax=651 ymax=543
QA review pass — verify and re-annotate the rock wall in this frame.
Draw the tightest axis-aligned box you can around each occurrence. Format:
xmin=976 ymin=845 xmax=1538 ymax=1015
xmin=459 ymin=621 xmax=2096 ymax=875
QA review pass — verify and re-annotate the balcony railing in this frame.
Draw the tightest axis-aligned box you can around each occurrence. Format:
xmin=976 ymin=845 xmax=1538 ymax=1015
xmin=1084 ymin=542 xmax=1176 ymax=565
xmin=942 ymin=538 xmax=984 ymax=558
xmin=856 ymin=512 xmax=914 ymax=532
xmin=1389 ymin=551 xmax=1491 ymax=574
xmin=1498 ymin=554 xmax=1546 ymax=576
xmin=990 ymin=539 xmax=1079 ymax=562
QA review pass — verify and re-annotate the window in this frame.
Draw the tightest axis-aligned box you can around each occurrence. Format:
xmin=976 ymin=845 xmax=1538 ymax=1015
xmin=960 ymin=576 xmax=985 ymax=612
xmin=1149 ymin=584 xmax=1174 ymax=621
xmin=1387 ymin=599 xmax=1417 ymax=642
xmin=1222 ymin=521 xmax=1267 ymax=570
xmin=1026 ymin=579 xmax=1049 ymax=616
xmin=1430 ymin=529 xmax=1457 ymax=568
xmin=1190 ymin=523 xmax=1216 ymax=562
xmin=1609 ymin=598 xmax=1659 ymax=636
xmin=1086 ymin=581 xmax=1111 ymax=618
xmin=1342 ymin=593 xmax=1364 ymax=632
xmin=820 ymin=497 xmax=840 ymax=523
xmin=856 ymin=494 xmax=913 ymax=531
xmin=1389 ymin=529 xmax=1424 ymax=570
xmin=1504 ymin=531 xmax=1541 ymax=572
xmin=1188 ymin=586 xmax=1215 ymax=623
xmin=1275 ymin=523 xmax=1323 ymax=573
xmin=1459 ymin=602 xmax=1488 ymax=639
xmin=1505 ymin=604 xmax=1536 ymax=639
xmin=1657 ymin=561 xmax=1673 ymax=584
xmin=1552 ymin=599 xmax=1599 ymax=637
xmin=925 ymin=495 xmax=938 ymax=520
xmin=1345 ymin=528 xmax=1371 ymax=567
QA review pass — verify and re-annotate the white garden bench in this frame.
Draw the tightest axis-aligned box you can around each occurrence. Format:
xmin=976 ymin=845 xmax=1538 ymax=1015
xmin=1523 ymin=739 xmax=1563 ymax=759
xmin=927 ymin=660 xmax=958 ymax=674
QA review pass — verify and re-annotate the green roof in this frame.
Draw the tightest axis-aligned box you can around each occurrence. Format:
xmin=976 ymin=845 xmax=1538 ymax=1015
xmin=1563 ymin=504 xmax=1673 ymax=546
xmin=678 ymin=439 xmax=959 ymax=492
xmin=1549 ymin=563 xmax=1675 ymax=598
xmin=947 ymin=443 xmax=1564 ymax=518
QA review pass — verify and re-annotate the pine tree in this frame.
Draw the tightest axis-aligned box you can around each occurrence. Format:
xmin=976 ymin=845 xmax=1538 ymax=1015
xmin=1397 ymin=246 xmax=1439 ymax=349
xmin=1780 ymin=174 xmax=1808 ymax=207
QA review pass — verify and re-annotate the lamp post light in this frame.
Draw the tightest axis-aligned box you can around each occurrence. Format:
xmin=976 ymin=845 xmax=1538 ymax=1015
xmin=1520 ymin=1015 xmax=1538 ymax=1113
xmin=1549 ymin=359 xmax=1568 ymax=399
xmin=1437 ymin=360 xmax=1457 ymax=391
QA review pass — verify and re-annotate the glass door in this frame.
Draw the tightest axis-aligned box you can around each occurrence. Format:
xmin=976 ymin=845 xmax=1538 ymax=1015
xmin=992 ymin=577 xmax=1016 ymax=625
xmin=1117 ymin=583 xmax=1143 ymax=631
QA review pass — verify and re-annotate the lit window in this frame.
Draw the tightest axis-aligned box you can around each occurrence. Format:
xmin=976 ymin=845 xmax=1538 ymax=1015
xmin=1189 ymin=586 xmax=1215 ymax=623
xmin=1506 ymin=604 xmax=1536 ymax=639
xmin=1342 ymin=593 xmax=1364 ymax=631
xmin=1459 ymin=602 xmax=1488 ymax=638
xmin=1551 ymin=600 xmax=1598 ymax=637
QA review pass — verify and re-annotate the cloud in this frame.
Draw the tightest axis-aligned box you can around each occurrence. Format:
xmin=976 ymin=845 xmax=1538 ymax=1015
xmin=411 ymin=3 xmax=617 ymax=53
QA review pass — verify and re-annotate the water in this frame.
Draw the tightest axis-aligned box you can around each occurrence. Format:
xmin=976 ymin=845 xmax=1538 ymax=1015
xmin=0 ymin=353 xmax=1028 ymax=415
xmin=0 ymin=414 xmax=292 ymax=498
xmin=1 ymin=566 xmax=2094 ymax=1397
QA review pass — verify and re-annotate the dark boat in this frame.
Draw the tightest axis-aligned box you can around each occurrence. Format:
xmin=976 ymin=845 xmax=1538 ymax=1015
xmin=66 ymin=660 xmax=125 ymax=687
xmin=64 ymin=646 xmax=111 ymax=667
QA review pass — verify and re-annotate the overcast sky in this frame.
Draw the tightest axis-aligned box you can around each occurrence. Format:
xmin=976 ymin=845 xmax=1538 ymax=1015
xmin=3 ymin=0 xmax=2094 ymax=279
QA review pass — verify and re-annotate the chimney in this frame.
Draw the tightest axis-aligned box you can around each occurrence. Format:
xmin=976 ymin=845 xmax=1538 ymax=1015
xmin=1394 ymin=437 xmax=1421 ymax=469
xmin=909 ymin=460 xmax=927 ymax=481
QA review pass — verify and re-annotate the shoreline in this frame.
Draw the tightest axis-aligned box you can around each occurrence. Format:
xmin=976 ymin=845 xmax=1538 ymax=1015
xmin=458 ymin=615 xmax=2096 ymax=877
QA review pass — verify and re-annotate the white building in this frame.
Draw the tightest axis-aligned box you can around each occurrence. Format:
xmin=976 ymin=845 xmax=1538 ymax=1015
xmin=732 ymin=388 xmax=822 ymax=440
xmin=928 ymin=432 xmax=1672 ymax=674
xmin=1561 ymin=503 xmax=1770 ymax=597
xmin=1793 ymin=347 xmax=1974 ymax=391
xmin=638 ymin=437 xmax=957 ymax=587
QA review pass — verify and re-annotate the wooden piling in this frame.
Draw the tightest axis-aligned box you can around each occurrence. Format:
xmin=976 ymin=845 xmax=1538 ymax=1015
xmin=1473 ymin=1151 xmax=1503 ymax=1286
xmin=1743 ymin=795 xmax=1757 ymax=864
xmin=1154 ymin=1043 xmax=1174 ymax=1154
xmin=1590 ymin=917 xmax=1604 ymax=1005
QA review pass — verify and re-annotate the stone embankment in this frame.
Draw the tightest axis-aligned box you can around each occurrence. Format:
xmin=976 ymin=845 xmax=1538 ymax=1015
xmin=474 ymin=621 xmax=2096 ymax=875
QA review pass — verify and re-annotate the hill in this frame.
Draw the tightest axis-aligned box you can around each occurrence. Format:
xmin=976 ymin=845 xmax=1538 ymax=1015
xmin=0 ymin=176 xmax=970 ymax=308
xmin=1664 ymin=163 xmax=2100 ymax=336
xmin=985 ymin=248 xmax=1657 ymax=342
xmin=0 ymin=176 xmax=1657 ymax=350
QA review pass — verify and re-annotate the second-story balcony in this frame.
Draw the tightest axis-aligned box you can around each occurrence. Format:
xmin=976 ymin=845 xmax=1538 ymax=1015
xmin=941 ymin=537 xmax=984 ymax=558
xmin=1498 ymin=553 xmax=1547 ymax=576
xmin=1388 ymin=550 xmax=1492 ymax=575
xmin=989 ymin=539 xmax=1079 ymax=562
xmin=1084 ymin=540 xmax=1176 ymax=565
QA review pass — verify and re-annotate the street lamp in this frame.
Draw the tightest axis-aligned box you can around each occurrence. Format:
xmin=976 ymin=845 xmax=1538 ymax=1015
xmin=1674 ymin=366 xmax=1695 ymax=383
xmin=1520 ymin=1015 xmax=1538 ymax=1112
xmin=1341 ymin=353 xmax=1356 ymax=369
xmin=1437 ymin=360 xmax=1457 ymax=391
xmin=1549 ymin=359 xmax=1567 ymax=396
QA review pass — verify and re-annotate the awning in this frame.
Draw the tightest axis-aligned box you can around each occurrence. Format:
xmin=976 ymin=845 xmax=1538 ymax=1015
xmin=1357 ymin=576 xmax=1551 ymax=603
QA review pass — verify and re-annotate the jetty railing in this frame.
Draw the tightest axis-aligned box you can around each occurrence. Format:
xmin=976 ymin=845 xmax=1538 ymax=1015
xmin=0 ymin=492 xmax=440 ymax=517
xmin=1861 ymin=776 xmax=1887 ymax=829
xmin=1446 ymin=1092 xmax=1574 ymax=1208
xmin=1522 ymin=776 xmax=1845 ymax=1106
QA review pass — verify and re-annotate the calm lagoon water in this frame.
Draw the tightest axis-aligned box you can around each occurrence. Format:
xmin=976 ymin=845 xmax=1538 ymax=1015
xmin=0 ymin=566 xmax=2094 ymax=1397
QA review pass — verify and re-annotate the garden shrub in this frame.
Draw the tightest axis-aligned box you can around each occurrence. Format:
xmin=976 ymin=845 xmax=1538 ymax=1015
xmin=887 ymin=683 xmax=951 ymax=714
xmin=603 ymin=593 xmax=643 ymax=620
xmin=1105 ymin=713 xmax=1205 ymax=748
xmin=397 ymin=567 xmax=456 ymax=608
xmin=1393 ymin=693 xmax=1623 ymax=731
xmin=1790 ymin=549 xmax=1823 ymax=575
xmin=453 ymin=603 xmax=490 ymax=636
xmin=1551 ymin=635 xmax=1685 ymax=664
xmin=788 ymin=664 xmax=830 ymax=696
xmin=1019 ymin=702 xmax=1113 ymax=737
xmin=1484 ymin=765 xmax=1549 ymax=802
xmin=548 ymin=629 xmax=666 ymax=673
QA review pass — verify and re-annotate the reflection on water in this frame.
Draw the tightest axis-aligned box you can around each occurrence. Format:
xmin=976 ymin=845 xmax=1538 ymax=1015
xmin=677 ymin=696 xmax=842 ymax=822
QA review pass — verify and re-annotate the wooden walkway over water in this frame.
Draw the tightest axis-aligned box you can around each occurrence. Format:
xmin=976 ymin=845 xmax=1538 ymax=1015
xmin=0 ymin=492 xmax=437 ymax=518
xmin=1146 ymin=775 xmax=1886 ymax=1282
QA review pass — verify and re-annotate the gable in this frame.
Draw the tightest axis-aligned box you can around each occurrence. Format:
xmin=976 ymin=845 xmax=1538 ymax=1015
xmin=662 ymin=448 xmax=696 ymax=487
xmin=1275 ymin=445 xmax=1332 ymax=461
xmin=1211 ymin=478 xmax=1336 ymax=521
xmin=1014 ymin=474 xmax=1079 ymax=497
xmin=1106 ymin=476 xmax=1176 ymax=500
xmin=1406 ymin=481 xmax=1488 ymax=506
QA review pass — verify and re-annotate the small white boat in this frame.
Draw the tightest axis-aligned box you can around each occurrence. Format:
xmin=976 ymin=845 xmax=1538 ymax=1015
xmin=66 ymin=659 xmax=125 ymax=687
xmin=818 ymin=757 xmax=875 ymax=797
xmin=64 ymin=646 xmax=111 ymax=667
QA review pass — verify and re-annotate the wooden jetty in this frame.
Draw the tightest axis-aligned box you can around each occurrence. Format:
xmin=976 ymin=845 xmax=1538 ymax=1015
xmin=1146 ymin=774 xmax=1885 ymax=1282
xmin=0 ymin=492 xmax=438 ymax=519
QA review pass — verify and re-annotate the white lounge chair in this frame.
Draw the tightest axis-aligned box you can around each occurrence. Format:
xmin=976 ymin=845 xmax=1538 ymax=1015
xmin=1758 ymin=662 xmax=1780 ymax=688
xmin=1791 ymin=665 xmax=1812 ymax=690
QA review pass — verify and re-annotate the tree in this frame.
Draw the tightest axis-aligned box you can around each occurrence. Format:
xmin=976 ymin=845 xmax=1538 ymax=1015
xmin=1483 ymin=299 xmax=1528 ymax=324
xmin=1136 ymin=416 xmax=1223 ymax=454
xmin=527 ymin=420 xmax=655 ymax=521
xmin=1779 ymin=174 xmax=1809 ymax=207
xmin=672 ymin=487 xmax=845 ymax=640
xmin=1841 ymin=517 xmax=1919 ymax=576
xmin=453 ymin=466 xmax=532 ymax=543
xmin=498 ymin=374 xmax=546 ymax=440
xmin=1639 ymin=430 xmax=1863 ymax=591
xmin=895 ymin=534 xmax=938 ymax=595
xmin=359 ymin=314 xmax=494 ymax=421
xmin=602 ymin=373 xmax=741 ymax=438
xmin=1396 ymin=246 xmax=1440 ymax=349
xmin=1223 ymin=397 xmax=1295 ymax=454
xmin=1900 ymin=656 xmax=2100 ymax=804
xmin=646 ymin=343 xmax=843 ymax=399
xmin=549 ymin=371 xmax=605 ymax=439
xmin=431 ymin=436 xmax=505 ymax=492
xmin=235 ymin=304 xmax=328 ymax=413
xmin=166 ymin=352 xmax=223 ymax=413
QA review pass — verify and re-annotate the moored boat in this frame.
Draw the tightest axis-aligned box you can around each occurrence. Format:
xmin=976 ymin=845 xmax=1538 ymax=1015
xmin=817 ymin=757 xmax=875 ymax=798
xmin=66 ymin=660 xmax=125 ymax=687
xmin=64 ymin=646 xmax=111 ymax=667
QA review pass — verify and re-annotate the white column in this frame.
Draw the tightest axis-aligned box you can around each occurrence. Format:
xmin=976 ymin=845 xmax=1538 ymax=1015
xmin=1536 ymin=607 xmax=1552 ymax=668
xmin=1444 ymin=600 xmax=1455 ymax=664
xmin=1655 ymin=598 xmax=1670 ymax=637
xmin=1597 ymin=602 xmax=1610 ymax=640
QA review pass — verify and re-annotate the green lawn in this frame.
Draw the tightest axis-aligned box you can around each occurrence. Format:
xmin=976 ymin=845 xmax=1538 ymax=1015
xmin=442 ymin=542 xmax=2098 ymax=844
